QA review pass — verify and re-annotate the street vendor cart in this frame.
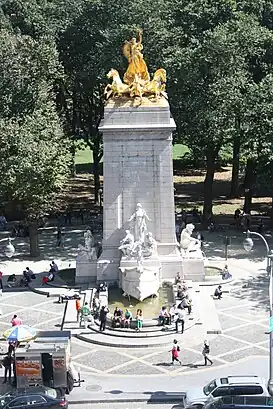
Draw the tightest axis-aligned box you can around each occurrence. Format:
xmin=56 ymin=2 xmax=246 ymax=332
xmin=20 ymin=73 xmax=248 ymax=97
xmin=14 ymin=330 xmax=81 ymax=394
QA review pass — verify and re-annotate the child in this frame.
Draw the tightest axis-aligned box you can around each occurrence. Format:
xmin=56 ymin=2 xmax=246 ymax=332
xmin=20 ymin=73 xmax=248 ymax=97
xmin=170 ymin=339 xmax=181 ymax=365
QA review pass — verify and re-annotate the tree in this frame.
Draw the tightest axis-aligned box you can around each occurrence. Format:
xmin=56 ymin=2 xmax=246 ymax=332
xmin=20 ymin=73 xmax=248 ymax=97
xmin=0 ymin=28 xmax=71 ymax=256
xmin=163 ymin=2 xmax=273 ymax=221
xmin=58 ymin=0 xmax=167 ymax=202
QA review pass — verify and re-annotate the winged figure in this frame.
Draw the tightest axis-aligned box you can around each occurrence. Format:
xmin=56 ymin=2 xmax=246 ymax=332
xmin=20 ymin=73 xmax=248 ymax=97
xmin=123 ymin=29 xmax=150 ymax=85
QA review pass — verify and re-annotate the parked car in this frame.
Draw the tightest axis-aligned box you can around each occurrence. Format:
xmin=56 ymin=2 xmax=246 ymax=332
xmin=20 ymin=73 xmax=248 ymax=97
xmin=0 ymin=386 xmax=68 ymax=409
xmin=203 ymin=395 xmax=273 ymax=409
xmin=184 ymin=376 xmax=269 ymax=408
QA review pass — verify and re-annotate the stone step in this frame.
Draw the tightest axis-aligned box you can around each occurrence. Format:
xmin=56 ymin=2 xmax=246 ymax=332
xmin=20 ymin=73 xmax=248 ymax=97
xmin=90 ymin=321 xmax=194 ymax=338
xmin=94 ymin=322 xmax=175 ymax=333
xmin=76 ymin=320 xmax=196 ymax=348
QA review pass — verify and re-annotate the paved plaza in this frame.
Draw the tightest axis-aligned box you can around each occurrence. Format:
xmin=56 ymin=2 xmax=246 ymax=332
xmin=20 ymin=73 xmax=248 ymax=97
xmin=0 ymin=224 xmax=271 ymax=403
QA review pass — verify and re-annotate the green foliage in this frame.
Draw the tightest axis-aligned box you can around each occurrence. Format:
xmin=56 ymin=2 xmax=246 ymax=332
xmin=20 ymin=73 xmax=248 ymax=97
xmin=0 ymin=27 xmax=71 ymax=218
xmin=0 ymin=93 xmax=70 ymax=217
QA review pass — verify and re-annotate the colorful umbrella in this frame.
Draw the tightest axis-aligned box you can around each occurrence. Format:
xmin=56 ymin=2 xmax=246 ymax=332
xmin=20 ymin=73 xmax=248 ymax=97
xmin=3 ymin=325 xmax=37 ymax=342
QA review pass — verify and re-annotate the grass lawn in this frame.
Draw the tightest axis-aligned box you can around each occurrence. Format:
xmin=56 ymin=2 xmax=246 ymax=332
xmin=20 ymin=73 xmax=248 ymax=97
xmin=71 ymin=144 xmax=271 ymax=219
xmin=75 ymin=144 xmax=189 ymax=165
xmin=75 ymin=146 xmax=93 ymax=165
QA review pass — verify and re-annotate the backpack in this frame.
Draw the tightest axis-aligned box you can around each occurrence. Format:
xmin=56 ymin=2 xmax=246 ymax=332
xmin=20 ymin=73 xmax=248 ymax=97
xmin=204 ymin=344 xmax=210 ymax=354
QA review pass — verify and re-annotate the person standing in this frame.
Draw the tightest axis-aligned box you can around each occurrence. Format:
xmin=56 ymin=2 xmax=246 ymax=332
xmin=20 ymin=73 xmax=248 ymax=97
xmin=169 ymin=304 xmax=176 ymax=324
xmin=136 ymin=309 xmax=143 ymax=332
xmin=170 ymin=339 xmax=181 ymax=365
xmin=175 ymin=308 xmax=185 ymax=334
xmin=99 ymin=306 xmax=109 ymax=331
xmin=56 ymin=227 xmax=62 ymax=248
xmin=0 ymin=271 xmax=3 ymax=291
xmin=80 ymin=302 xmax=91 ymax=329
xmin=3 ymin=353 xmax=13 ymax=383
xmin=202 ymin=340 xmax=213 ymax=366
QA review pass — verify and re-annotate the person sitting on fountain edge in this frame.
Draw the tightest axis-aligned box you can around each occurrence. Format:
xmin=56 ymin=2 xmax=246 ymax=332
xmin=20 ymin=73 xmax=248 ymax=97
xmin=123 ymin=309 xmax=133 ymax=328
xmin=221 ymin=265 xmax=232 ymax=280
xmin=112 ymin=306 xmax=123 ymax=328
xmin=159 ymin=306 xmax=171 ymax=326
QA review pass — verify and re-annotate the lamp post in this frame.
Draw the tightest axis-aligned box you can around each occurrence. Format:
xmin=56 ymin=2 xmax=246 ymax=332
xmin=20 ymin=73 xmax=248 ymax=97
xmin=0 ymin=237 xmax=15 ymax=258
xmin=243 ymin=230 xmax=273 ymax=395
xmin=98 ymin=188 xmax=103 ymax=214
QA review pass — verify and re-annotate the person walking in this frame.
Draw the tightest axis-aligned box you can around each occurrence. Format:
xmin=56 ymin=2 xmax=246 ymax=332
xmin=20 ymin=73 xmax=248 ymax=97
xmin=99 ymin=306 xmax=109 ymax=331
xmin=75 ymin=297 xmax=81 ymax=321
xmin=175 ymin=308 xmax=185 ymax=334
xmin=11 ymin=315 xmax=22 ymax=326
xmin=3 ymin=353 xmax=13 ymax=383
xmin=170 ymin=339 xmax=181 ymax=365
xmin=202 ymin=340 xmax=213 ymax=366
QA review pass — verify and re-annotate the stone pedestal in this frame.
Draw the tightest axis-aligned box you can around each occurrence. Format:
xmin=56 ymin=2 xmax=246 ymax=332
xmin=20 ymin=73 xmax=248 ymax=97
xmin=97 ymin=97 xmax=184 ymax=282
xmin=181 ymin=259 xmax=205 ymax=281
xmin=119 ymin=255 xmax=161 ymax=301
xmin=76 ymin=260 xmax=97 ymax=284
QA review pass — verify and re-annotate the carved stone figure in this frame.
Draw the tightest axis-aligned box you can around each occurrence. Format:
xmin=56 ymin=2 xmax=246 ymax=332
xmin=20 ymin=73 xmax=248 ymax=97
xmin=118 ymin=230 xmax=135 ymax=258
xmin=143 ymin=232 xmax=157 ymax=257
xmin=135 ymin=242 xmax=144 ymax=271
xmin=84 ymin=229 xmax=95 ymax=250
xmin=77 ymin=229 xmax=97 ymax=262
xmin=128 ymin=203 xmax=150 ymax=244
xmin=180 ymin=223 xmax=201 ymax=253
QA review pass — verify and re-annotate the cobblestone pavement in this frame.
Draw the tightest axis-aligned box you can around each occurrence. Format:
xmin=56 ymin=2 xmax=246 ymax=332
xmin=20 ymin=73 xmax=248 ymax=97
xmin=0 ymin=291 xmax=65 ymax=346
xmin=70 ymin=273 xmax=269 ymax=377
xmin=0 ymin=273 xmax=268 ymax=379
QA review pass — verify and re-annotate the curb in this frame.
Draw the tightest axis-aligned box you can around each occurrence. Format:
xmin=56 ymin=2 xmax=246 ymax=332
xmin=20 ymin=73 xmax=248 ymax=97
xmin=69 ymin=396 xmax=185 ymax=404
xmin=197 ymin=278 xmax=233 ymax=287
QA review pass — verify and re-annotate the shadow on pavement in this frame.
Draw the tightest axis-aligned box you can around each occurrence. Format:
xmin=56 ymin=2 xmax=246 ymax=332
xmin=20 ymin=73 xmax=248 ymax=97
xmin=230 ymin=273 xmax=269 ymax=311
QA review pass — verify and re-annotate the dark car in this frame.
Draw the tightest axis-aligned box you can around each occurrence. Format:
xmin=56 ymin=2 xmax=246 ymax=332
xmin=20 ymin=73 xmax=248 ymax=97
xmin=0 ymin=386 xmax=68 ymax=409
xmin=203 ymin=395 xmax=273 ymax=409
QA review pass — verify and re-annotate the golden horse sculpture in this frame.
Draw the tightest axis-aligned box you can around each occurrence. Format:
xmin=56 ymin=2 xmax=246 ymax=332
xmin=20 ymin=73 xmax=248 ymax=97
xmin=105 ymin=68 xmax=167 ymax=101
xmin=104 ymin=31 xmax=167 ymax=102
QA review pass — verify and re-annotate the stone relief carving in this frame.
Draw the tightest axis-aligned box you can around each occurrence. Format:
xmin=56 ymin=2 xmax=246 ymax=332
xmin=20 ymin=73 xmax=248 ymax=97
xmin=118 ymin=230 xmax=135 ymax=257
xmin=128 ymin=203 xmax=150 ymax=243
xmin=77 ymin=229 xmax=97 ymax=262
xmin=180 ymin=223 xmax=201 ymax=254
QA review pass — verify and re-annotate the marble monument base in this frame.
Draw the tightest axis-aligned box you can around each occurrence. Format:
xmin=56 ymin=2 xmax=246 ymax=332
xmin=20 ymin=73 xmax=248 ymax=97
xmin=119 ymin=255 xmax=161 ymax=301
xmin=181 ymin=258 xmax=205 ymax=281
xmin=97 ymin=246 xmax=120 ymax=284
xmin=76 ymin=260 xmax=97 ymax=284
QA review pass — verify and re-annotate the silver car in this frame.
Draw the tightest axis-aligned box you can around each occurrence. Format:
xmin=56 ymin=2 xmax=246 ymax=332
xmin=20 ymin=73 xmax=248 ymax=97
xmin=184 ymin=376 xmax=269 ymax=409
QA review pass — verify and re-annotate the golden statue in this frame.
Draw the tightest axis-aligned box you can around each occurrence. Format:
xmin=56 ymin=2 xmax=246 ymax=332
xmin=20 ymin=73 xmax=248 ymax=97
xmin=123 ymin=30 xmax=150 ymax=85
xmin=104 ymin=30 xmax=167 ymax=103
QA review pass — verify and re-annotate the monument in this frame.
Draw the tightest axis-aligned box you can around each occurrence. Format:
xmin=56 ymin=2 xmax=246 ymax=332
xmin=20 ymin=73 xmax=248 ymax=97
xmin=118 ymin=204 xmax=160 ymax=301
xmin=94 ymin=29 xmax=205 ymax=285
xmin=76 ymin=229 xmax=97 ymax=283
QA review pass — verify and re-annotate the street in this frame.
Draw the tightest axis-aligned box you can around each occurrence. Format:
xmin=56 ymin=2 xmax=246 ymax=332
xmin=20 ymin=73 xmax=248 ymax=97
xmin=69 ymin=404 xmax=183 ymax=409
